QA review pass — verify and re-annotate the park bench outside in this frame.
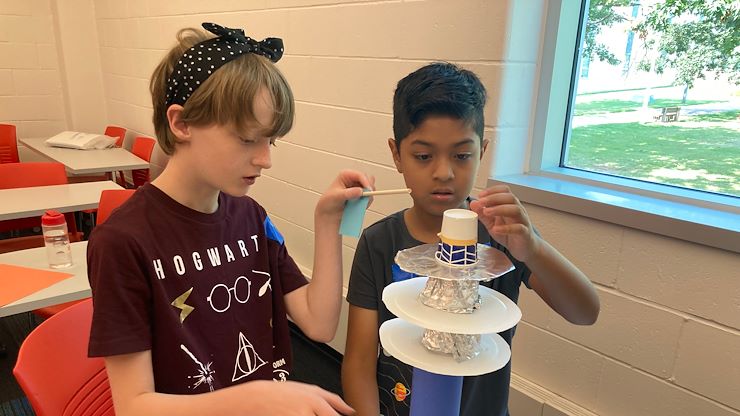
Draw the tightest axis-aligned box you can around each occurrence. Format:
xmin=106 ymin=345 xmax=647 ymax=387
xmin=654 ymin=106 xmax=681 ymax=122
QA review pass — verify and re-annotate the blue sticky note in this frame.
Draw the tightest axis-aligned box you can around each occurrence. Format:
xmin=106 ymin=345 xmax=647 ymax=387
xmin=339 ymin=196 xmax=370 ymax=237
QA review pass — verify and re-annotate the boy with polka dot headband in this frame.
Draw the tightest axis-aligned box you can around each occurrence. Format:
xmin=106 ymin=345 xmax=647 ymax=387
xmin=88 ymin=23 xmax=369 ymax=415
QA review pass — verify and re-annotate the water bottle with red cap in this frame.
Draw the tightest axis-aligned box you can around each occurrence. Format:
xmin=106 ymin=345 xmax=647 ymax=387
xmin=41 ymin=210 xmax=73 ymax=268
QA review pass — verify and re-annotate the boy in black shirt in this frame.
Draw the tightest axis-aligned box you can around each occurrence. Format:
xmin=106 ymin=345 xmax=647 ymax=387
xmin=342 ymin=62 xmax=600 ymax=416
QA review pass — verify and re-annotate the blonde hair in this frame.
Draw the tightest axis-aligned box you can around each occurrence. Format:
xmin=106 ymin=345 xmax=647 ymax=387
xmin=150 ymin=28 xmax=294 ymax=155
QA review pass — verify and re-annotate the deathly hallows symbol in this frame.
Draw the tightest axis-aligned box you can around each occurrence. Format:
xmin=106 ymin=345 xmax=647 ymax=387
xmin=232 ymin=331 xmax=267 ymax=381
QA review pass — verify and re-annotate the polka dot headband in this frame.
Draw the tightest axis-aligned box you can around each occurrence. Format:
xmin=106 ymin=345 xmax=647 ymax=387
xmin=165 ymin=22 xmax=285 ymax=107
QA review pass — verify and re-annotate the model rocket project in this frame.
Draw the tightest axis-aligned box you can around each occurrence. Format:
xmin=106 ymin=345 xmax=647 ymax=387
xmin=379 ymin=209 xmax=522 ymax=416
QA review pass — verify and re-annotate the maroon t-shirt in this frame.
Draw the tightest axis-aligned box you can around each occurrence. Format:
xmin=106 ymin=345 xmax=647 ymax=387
xmin=87 ymin=183 xmax=307 ymax=394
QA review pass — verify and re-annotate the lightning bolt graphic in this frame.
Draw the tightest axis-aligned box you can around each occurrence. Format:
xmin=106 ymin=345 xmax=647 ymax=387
xmin=171 ymin=287 xmax=195 ymax=323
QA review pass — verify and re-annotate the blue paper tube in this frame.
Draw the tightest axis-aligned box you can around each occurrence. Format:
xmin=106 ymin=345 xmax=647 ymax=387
xmin=409 ymin=367 xmax=463 ymax=416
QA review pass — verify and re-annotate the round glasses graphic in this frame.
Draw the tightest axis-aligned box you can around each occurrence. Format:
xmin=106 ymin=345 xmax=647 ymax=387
xmin=207 ymin=275 xmax=252 ymax=313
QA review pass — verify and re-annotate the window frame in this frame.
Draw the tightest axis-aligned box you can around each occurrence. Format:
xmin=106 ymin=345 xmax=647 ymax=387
xmin=490 ymin=0 xmax=739 ymax=253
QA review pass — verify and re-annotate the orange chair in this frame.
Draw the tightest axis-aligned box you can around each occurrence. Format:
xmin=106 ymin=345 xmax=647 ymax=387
xmin=104 ymin=125 xmax=127 ymax=186
xmin=76 ymin=125 xmax=128 ymax=220
xmin=70 ymin=125 xmax=128 ymax=185
xmin=33 ymin=189 xmax=135 ymax=319
xmin=13 ymin=298 xmax=115 ymax=416
xmin=0 ymin=123 xmax=20 ymax=164
xmin=95 ymin=189 xmax=135 ymax=225
xmin=0 ymin=162 xmax=82 ymax=240
xmin=129 ymin=136 xmax=155 ymax=188
xmin=104 ymin=125 xmax=126 ymax=148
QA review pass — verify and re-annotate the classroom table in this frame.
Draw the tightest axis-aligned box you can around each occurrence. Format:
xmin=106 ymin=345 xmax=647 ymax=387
xmin=0 ymin=241 xmax=89 ymax=318
xmin=20 ymin=137 xmax=149 ymax=175
xmin=0 ymin=181 xmax=123 ymax=221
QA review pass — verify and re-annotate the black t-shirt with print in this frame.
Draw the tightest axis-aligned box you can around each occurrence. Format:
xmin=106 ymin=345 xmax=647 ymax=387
xmin=88 ymin=183 xmax=307 ymax=393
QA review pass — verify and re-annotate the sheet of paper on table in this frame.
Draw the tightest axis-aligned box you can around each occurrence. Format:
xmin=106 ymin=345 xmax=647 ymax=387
xmin=0 ymin=263 xmax=73 ymax=307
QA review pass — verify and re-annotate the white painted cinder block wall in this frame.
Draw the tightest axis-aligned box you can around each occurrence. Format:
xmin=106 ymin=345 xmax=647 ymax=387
xmin=0 ymin=0 xmax=66 ymax=161
xmin=16 ymin=0 xmax=738 ymax=415
xmin=1 ymin=0 xmax=108 ymax=160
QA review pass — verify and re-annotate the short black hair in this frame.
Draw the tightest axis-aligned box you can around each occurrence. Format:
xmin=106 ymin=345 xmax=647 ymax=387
xmin=392 ymin=62 xmax=487 ymax=144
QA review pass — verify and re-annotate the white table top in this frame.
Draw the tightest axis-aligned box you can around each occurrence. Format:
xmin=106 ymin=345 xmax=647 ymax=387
xmin=0 ymin=181 xmax=123 ymax=221
xmin=0 ymin=241 xmax=90 ymax=317
xmin=21 ymin=137 xmax=150 ymax=175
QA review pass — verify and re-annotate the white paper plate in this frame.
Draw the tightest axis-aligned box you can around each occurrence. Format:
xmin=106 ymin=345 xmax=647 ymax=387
xmin=382 ymin=277 xmax=521 ymax=334
xmin=379 ymin=318 xmax=511 ymax=376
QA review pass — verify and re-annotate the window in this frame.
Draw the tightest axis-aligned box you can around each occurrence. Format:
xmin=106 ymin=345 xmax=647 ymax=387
xmin=493 ymin=0 xmax=739 ymax=253
xmin=565 ymin=0 xmax=739 ymax=198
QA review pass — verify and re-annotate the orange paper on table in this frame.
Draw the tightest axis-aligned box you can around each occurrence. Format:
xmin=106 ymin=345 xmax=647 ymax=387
xmin=0 ymin=263 xmax=73 ymax=307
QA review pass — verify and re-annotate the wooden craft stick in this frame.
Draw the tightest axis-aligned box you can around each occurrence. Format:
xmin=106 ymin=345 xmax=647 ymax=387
xmin=361 ymin=188 xmax=412 ymax=197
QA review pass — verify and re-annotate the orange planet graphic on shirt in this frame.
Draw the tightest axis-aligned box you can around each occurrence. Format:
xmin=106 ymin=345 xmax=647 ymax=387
xmin=391 ymin=382 xmax=410 ymax=401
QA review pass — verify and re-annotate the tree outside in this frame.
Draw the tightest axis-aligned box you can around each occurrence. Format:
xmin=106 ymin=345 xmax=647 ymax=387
xmin=566 ymin=0 xmax=739 ymax=197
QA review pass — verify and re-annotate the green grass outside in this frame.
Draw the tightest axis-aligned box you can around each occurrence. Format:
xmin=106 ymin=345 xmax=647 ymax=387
xmin=690 ymin=110 xmax=740 ymax=122
xmin=577 ymin=85 xmax=673 ymax=96
xmin=567 ymin=122 xmax=740 ymax=196
xmin=573 ymin=99 xmax=722 ymax=116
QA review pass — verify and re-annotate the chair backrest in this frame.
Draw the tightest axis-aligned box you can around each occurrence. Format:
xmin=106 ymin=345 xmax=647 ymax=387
xmin=0 ymin=123 xmax=20 ymax=164
xmin=103 ymin=125 xmax=127 ymax=148
xmin=131 ymin=136 xmax=155 ymax=188
xmin=105 ymin=125 xmax=128 ymax=186
xmin=96 ymin=189 xmax=135 ymax=225
xmin=0 ymin=161 xmax=67 ymax=189
xmin=13 ymin=298 xmax=115 ymax=416
xmin=0 ymin=162 xmax=79 ymax=236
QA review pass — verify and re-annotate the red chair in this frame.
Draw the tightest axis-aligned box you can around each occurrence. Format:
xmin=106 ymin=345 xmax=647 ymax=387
xmin=0 ymin=162 xmax=82 ymax=240
xmin=69 ymin=126 xmax=127 ymax=185
xmin=104 ymin=125 xmax=127 ymax=186
xmin=75 ymin=125 xmax=128 ymax=218
xmin=95 ymin=189 xmax=135 ymax=225
xmin=129 ymin=136 xmax=155 ymax=188
xmin=33 ymin=189 xmax=135 ymax=319
xmin=13 ymin=298 xmax=115 ymax=416
xmin=104 ymin=125 xmax=126 ymax=148
xmin=0 ymin=123 xmax=20 ymax=164
xmin=0 ymin=161 xmax=68 ymax=189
